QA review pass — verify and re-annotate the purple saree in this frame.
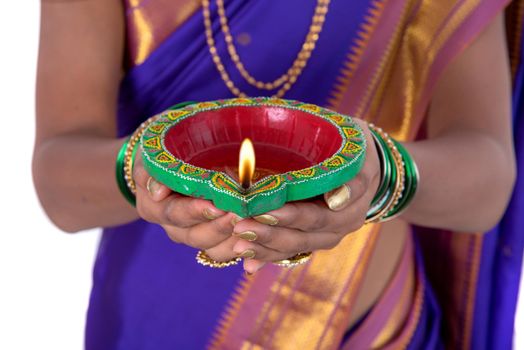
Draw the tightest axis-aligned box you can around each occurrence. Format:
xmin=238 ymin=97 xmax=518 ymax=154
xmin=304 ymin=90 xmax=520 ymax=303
xmin=86 ymin=0 xmax=523 ymax=349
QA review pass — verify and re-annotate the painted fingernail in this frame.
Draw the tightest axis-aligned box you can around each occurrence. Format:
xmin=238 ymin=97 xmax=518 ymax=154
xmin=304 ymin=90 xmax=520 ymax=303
xmin=325 ymin=184 xmax=351 ymax=211
xmin=202 ymin=207 xmax=221 ymax=220
xmin=231 ymin=215 xmax=244 ymax=226
xmin=146 ymin=177 xmax=162 ymax=196
xmin=235 ymin=230 xmax=257 ymax=242
xmin=254 ymin=214 xmax=279 ymax=226
xmin=239 ymin=249 xmax=256 ymax=259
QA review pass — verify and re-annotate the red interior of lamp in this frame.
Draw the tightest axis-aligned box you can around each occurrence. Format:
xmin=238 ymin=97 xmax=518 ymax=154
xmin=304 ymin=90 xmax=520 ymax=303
xmin=164 ymin=106 xmax=343 ymax=174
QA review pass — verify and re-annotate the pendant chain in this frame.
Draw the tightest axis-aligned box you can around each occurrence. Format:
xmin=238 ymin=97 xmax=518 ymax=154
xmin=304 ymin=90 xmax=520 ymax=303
xmin=202 ymin=0 xmax=330 ymax=98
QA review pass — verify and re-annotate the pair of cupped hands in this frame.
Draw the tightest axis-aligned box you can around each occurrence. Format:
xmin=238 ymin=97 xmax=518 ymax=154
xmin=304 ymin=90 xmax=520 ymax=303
xmin=133 ymin=121 xmax=379 ymax=274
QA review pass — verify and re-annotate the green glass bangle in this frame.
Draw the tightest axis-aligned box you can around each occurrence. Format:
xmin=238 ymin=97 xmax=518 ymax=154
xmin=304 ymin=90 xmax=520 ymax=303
xmin=366 ymin=124 xmax=408 ymax=223
xmin=366 ymin=129 xmax=397 ymax=219
xmin=384 ymin=140 xmax=418 ymax=219
xmin=169 ymin=101 xmax=197 ymax=110
xmin=393 ymin=141 xmax=414 ymax=212
xmin=116 ymin=137 xmax=136 ymax=206
xmin=397 ymin=141 xmax=418 ymax=208
xmin=370 ymin=129 xmax=391 ymax=206
xmin=368 ymin=188 xmax=392 ymax=217
xmin=367 ymin=174 xmax=396 ymax=218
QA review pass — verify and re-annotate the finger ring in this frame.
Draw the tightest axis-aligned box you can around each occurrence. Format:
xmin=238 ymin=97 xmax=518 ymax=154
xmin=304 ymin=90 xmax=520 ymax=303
xmin=196 ymin=250 xmax=242 ymax=268
xmin=325 ymin=184 xmax=351 ymax=211
xmin=273 ymin=252 xmax=312 ymax=268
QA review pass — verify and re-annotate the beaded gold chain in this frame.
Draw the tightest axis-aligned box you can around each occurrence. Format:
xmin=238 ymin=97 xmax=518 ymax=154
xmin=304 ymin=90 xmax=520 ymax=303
xmin=196 ymin=250 xmax=242 ymax=268
xmin=202 ymin=0 xmax=331 ymax=97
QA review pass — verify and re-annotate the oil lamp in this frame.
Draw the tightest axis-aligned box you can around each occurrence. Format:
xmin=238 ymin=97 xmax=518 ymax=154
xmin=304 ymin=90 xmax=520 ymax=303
xmin=140 ymin=97 xmax=366 ymax=217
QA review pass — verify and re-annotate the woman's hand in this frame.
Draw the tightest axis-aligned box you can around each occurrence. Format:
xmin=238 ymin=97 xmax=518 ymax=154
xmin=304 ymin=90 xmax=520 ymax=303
xmin=132 ymin=120 xmax=379 ymax=273
xmin=133 ymin=153 xmax=242 ymax=261
xmin=232 ymin=120 xmax=381 ymax=273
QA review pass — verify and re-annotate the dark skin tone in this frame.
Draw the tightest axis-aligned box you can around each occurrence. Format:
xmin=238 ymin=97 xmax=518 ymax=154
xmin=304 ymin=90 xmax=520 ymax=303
xmin=35 ymin=0 xmax=515 ymax=279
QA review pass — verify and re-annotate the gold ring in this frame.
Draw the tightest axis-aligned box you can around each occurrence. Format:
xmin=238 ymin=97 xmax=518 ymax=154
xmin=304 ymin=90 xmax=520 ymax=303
xmin=273 ymin=252 xmax=312 ymax=268
xmin=196 ymin=250 xmax=242 ymax=268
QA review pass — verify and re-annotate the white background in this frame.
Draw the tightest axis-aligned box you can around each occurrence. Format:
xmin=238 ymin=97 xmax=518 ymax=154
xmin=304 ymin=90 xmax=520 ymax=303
xmin=0 ymin=2 xmax=522 ymax=349
xmin=0 ymin=2 xmax=100 ymax=349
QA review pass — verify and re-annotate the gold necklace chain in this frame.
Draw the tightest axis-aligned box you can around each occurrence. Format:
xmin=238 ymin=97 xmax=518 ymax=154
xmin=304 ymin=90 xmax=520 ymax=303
xmin=202 ymin=0 xmax=330 ymax=97
xmin=216 ymin=0 xmax=330 ymax=90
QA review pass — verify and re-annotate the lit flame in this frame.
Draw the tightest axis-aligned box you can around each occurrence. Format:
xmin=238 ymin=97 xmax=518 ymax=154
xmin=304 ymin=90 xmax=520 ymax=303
xmin=239 ymin=138 xmax=255 ymax=189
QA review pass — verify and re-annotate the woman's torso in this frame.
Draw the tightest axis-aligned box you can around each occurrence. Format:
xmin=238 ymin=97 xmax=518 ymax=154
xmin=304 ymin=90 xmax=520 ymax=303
xmin=87 ymin=1 xmax=417 ymax=348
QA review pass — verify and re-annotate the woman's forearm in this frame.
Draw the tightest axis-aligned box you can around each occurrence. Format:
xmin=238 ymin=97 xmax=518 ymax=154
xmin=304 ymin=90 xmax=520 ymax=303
xmin=32 ymin=135 xmax=139 ymax=233
xmin=402 ymin=129 xmax=516 ymax=232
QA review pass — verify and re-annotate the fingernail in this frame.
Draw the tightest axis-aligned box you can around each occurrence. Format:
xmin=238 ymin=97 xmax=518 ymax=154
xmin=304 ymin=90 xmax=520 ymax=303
xmin=202 ymin=207 xmax=221 ymax=220
xmin=244 ymin=271 xmax=254 ymax=276
xmin=254 ymin=214 xmax=279 ymax=226
xmin=234 ymin=230 xmax=257 ymax=242
xmin=146 ymin=177 xmax=162 ymax=196
xmin=253 ymin=262 xmax=266 ymax=273
xmin=239 ymin=249 xmax=256 ymax=259
xmin=231 ymin=215 xmax=244 ymax=226
xmin=325 ymin=185 xmax=351 ymax=211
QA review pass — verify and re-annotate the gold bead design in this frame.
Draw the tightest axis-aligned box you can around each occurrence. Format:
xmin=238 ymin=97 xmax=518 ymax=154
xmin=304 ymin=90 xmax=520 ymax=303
xmin=202 ymin=0 xmax=331 ymax=97
xmin=123 ymin=116 xmax=160 ymax=194
xmin=196 ymin=250 xmax=242 ymax=268
xmin=273 ymin=252 xmax=313 ymax=268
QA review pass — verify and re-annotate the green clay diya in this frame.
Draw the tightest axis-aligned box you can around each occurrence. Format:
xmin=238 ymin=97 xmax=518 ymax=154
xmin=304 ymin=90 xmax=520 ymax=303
xmin=140 ymin=97 xmax=366 ymax=217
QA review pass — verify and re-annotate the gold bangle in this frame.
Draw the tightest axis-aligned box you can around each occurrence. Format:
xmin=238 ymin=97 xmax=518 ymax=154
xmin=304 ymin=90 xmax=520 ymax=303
xmin=384 ymin=157 xmax=420 ymax=221
xmin=273 ymin=252 xmax=313 ymax=268
xmin=196 ymin=250 xmax=242 ymax=268
xmin=123 ymin=115 xmax=161 ymax=194
xmin=123 ymin=131 xmax=141 ymax=194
